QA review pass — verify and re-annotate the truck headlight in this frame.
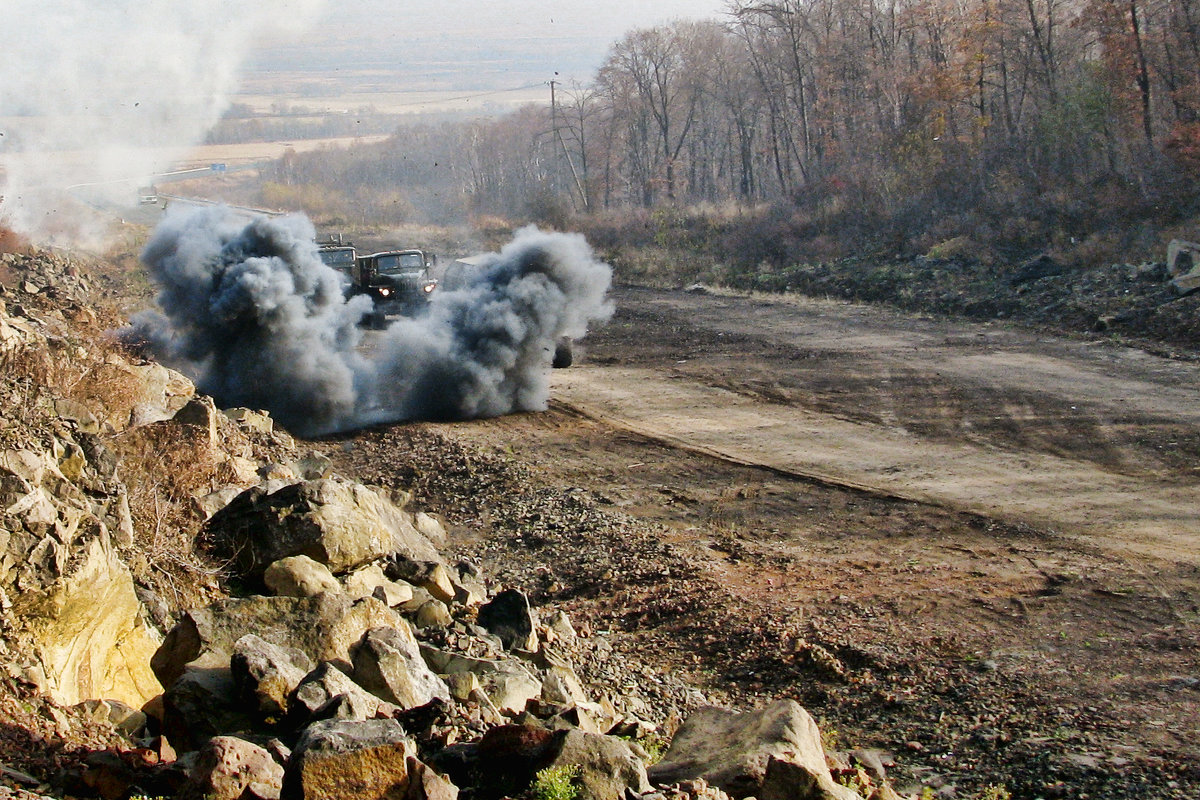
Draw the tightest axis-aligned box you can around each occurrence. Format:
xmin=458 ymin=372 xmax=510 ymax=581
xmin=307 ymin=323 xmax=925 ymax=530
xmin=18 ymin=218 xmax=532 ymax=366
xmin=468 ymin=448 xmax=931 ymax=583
xmin=379 ymin=288 xmax=391 ymax=297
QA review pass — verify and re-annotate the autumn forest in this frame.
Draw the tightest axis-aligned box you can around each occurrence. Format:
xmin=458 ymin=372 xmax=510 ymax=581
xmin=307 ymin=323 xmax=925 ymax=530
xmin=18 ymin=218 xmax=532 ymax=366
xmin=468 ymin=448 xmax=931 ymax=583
xmin=254 ymin=0 xmax=1200 ymax=269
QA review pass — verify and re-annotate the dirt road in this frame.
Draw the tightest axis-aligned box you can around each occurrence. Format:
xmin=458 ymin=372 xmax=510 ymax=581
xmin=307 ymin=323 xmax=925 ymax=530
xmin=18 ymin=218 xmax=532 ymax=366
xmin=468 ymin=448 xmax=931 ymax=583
xmin=446 ymin=286 xmax=1200 ymax=797
xmin=338 ymin=284 xmax=1200 ymax=797
xmin=553 ymin=287 xmax=1200 ymax=563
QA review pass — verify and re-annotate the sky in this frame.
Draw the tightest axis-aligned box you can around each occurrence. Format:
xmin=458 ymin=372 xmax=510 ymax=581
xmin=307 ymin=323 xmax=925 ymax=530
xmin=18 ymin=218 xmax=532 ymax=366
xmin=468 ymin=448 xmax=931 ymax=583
xmin=251 ymin=0 xmax=732 ymax=87
xmin=0 ymin=0 xmax=730 ymax=239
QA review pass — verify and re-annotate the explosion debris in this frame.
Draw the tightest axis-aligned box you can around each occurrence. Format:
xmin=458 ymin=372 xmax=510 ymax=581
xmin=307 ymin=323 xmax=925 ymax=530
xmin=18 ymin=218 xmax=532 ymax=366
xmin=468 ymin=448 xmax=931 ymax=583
xmin=123 ymin=206 xmax=613 ymax=435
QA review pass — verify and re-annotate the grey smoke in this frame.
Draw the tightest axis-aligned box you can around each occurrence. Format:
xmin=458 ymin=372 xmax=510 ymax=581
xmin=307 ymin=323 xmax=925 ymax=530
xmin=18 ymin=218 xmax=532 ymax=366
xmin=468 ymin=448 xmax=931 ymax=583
xmin=124 ymin=206 xmax=613 ymax=435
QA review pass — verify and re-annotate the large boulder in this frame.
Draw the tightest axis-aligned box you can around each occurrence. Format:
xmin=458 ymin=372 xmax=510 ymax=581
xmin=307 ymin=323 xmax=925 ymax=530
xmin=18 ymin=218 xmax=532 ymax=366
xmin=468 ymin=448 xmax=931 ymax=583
xmin=371 ymin=580 xmax=416 ymax=609
xmin=476 ymin=589 xmax=538 ymax=651
xmin=414 ymin=599 xmax=453 ymax=630
xmin=223 ymin=407 xmax=275 ymax=435
xmin=420 ymin=647 xmax=542 ymax=715
xmin=115 ymin=360 xmax=196 ymax=428
xmin=386 ymin=559 xmax=456 ymax=605
xmin=264 ymin=555 xmax=342 ymax=598
xmin=281 ymin=718 xmax=419 ymax=800
xmin=72 ymin=698 xmax=148 ymax=737
xmin=202 ymin=478 xmax=440 ymax=581
xmin=288 ymin=661 xmax=400 ymax=726
xmin=342 ymin=563 xmax=390 ymax=600
xmin=0 ymin=448 xmax=161 ymax=707
xmin=448 ymin=561 xmax=487 ymax=608
xmin=152 ymin=594 xmax=406 ymax=690
xmin=24 ymin=524 xmax=163 ymax=707
xmin=407 ymin=754 xmax=460 ymax=800
xmin=161 ymin=665 xmax=253 ymax=752
xmin=350 ymin=625 xmax=450 ymax=710
xmin=183 ymin=735 xmax=285 ymax=800
xmin=648 ymin=700 xmax=861 ymax=800
xmin=230 ymin=634 xmax=316 ymax=722
xmin=540 ymin=663 xmax=590 ymax=707
xmin=543 ymin=729 xmax=650 ymax=800
xmin=468 ymin=726 xmax=645 ymax=800
xmin=194 ymin=486 xmax=246 ymax=521
xmin=172 ymin=396 xmax=222 ymax=448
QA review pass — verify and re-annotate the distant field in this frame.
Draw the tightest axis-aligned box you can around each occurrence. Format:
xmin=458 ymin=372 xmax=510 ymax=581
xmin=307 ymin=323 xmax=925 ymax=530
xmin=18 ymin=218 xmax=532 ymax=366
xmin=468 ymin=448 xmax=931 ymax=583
xmin=0 ymin=135 xmax=392 ymax=183
xmin=232 ymin=82 xmax=547 ymax=117
xmin=1 ymin=64 xmax=542 ymax=198
xmin=175 ymin=135 xmax=394 ymax=168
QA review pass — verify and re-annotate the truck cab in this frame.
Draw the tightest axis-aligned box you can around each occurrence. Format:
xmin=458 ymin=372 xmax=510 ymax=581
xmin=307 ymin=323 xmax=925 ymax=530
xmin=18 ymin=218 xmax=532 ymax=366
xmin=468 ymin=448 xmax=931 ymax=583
xmin=356 ymin=248 xmax=439 ymax=326
xmin=316 ymin=234 xmax=358 ymax=295
xmin=317 ymin=245 xmax=357 ymax=274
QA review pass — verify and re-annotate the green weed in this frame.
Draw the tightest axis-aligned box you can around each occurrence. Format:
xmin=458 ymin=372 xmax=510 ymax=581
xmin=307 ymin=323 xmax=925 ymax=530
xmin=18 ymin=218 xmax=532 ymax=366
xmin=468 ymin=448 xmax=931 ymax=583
xmin=530 ymin=765 xmax=580 ymax=800
xmin=977 ymin=785 xmax=1012 ymax=800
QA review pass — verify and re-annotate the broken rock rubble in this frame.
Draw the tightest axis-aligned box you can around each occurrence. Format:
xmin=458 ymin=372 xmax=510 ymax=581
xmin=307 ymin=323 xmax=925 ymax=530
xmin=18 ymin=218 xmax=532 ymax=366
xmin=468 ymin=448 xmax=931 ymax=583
xmin=73 ymin=462 xmax=877 ymax=800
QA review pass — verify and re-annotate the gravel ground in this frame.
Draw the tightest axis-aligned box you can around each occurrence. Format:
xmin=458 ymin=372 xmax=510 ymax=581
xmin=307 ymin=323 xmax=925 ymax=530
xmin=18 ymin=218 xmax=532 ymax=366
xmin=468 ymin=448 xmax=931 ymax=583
xmin=0 ymin=674 xmax=132 ymax=799
xmin=322 ymin=416 xmax=1200 ymax=800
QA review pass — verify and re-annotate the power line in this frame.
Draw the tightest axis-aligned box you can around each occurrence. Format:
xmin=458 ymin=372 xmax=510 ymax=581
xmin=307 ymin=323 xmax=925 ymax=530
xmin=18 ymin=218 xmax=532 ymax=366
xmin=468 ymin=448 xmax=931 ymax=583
xmin=395 ymin=82 xmax=546 ymax=109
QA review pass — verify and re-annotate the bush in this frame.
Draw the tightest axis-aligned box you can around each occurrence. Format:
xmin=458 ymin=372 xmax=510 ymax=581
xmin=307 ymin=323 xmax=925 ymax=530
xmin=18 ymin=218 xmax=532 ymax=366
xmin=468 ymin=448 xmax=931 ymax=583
xmin=525 ymin=188 xmax=574 ymax=231
xmin=529 ymin=765 xmax=580 ymax=800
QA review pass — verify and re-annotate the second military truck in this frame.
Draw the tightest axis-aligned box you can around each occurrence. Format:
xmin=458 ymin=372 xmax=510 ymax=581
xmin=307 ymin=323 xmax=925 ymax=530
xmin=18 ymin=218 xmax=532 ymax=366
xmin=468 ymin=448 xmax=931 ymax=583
xmin=317 ymin=235 xmax=438 ymax=327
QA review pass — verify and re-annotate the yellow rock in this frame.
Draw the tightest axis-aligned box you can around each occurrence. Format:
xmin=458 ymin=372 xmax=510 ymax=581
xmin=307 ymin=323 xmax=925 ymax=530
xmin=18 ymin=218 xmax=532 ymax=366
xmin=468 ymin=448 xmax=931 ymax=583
xmin=33 ymin=531 xmax=162 ymax=707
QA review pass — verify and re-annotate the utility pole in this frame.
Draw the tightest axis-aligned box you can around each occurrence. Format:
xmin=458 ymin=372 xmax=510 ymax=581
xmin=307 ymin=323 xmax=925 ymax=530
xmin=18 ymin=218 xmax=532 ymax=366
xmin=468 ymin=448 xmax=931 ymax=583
xmin=549 ymin=79 xmax=561 ymax=197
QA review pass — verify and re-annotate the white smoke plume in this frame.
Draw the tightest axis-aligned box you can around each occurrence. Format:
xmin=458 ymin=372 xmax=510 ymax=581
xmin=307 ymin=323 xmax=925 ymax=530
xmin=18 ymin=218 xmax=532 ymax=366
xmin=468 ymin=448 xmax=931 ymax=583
xmin=0 ymin=0 xmax=324 ymax=239
xmin=124 ymin=206 xmax=614 ymax=435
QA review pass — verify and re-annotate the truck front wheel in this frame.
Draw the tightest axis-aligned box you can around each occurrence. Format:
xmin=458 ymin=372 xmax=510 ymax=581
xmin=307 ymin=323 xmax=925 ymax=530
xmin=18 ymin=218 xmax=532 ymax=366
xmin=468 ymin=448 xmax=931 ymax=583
xmin=552 ymin=339 xmax=573 ymax=368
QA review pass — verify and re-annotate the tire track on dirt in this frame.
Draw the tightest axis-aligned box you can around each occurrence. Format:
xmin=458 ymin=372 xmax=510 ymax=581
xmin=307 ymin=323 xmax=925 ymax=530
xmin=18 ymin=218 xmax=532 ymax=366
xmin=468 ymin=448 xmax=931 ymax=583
xmin=551 ymin=366 xmax=1200 ymax=565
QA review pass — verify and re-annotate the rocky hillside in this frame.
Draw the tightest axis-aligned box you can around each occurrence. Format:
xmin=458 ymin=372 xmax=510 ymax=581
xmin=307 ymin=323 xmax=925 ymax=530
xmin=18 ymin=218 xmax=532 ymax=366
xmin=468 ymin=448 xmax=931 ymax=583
xmin=0 ymin=249 xmax=897 ymax=800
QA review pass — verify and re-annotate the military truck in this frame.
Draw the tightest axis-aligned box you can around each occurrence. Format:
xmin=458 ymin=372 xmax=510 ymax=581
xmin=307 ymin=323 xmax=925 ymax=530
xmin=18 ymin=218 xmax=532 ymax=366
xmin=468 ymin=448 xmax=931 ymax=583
xmin=315 ymin=234 xmax=358 ymax=295
xmin=316 ymin=235 xmax=439 ymax=326
xmin=355 ymin=249 xmax=438 ymax=326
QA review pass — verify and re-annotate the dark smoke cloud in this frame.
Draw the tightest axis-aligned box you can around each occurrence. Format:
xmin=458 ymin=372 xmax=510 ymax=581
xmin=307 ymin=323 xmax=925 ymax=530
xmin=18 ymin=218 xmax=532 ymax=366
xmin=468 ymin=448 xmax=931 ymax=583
xmin=124 ymin=206 xmax=613 ymax=436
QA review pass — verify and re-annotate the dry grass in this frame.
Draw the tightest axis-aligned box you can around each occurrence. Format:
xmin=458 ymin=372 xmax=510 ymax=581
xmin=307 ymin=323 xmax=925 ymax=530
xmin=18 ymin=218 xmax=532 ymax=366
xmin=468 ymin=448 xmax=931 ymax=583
xmin=1 ymin=327 xmax=143 ymax=432
xmin=180 ymin=135 xmax=392 ymax=166
xmin=1 ymin=310 xmax=225 ymax=614
xmin=607 ymin=245 xmax=724 ymax=289
xmin=108 ymin=421 xmax=227 ymax=613
xmin=0 ymin=342 xmax=57 ymax=448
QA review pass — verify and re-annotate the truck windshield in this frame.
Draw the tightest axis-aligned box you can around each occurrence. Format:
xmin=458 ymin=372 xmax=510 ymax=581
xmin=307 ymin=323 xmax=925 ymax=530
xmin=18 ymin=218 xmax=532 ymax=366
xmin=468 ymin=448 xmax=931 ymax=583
xmin=376 ymin=252 xmax=426 ymax=273
xmin=319 ymin=249 xmax=356 ymax=272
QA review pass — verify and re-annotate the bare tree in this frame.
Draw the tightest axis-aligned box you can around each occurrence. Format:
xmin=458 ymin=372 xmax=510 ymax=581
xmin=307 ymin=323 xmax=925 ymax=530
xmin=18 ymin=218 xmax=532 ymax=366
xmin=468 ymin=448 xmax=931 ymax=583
xmin=599 ymin=22 xmax=717 ymax=203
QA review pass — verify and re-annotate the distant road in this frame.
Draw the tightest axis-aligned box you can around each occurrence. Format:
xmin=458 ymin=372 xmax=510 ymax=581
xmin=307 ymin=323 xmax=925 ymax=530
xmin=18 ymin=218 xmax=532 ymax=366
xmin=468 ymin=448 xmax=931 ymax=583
xmin=154 ymin=193 xmax=283 ymax=219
